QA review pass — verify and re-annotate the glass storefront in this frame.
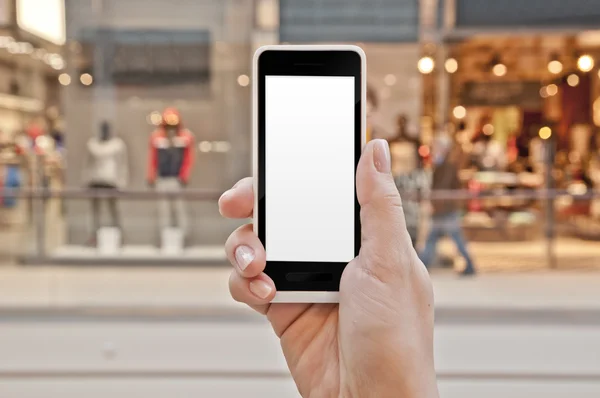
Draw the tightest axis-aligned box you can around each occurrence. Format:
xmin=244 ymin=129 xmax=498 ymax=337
xmin=0 ymin=0 xmax=598 ymax=271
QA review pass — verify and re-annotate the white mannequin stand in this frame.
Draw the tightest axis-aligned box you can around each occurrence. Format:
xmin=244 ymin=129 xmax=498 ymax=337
xmin=97 ymin=227 xmax=122 ymax=255
xmin=161 ymin=227 xmax=184 ymax=255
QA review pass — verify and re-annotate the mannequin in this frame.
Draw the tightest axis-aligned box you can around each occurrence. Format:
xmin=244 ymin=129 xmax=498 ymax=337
xmin=147 ymin=107 xmax=195 ymax=236
xmin=84 ymin=121 xmax=128 ymax=239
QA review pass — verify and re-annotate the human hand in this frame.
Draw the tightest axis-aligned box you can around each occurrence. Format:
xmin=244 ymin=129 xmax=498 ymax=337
xmin=219 ymin=139 xmax=438 ymax=398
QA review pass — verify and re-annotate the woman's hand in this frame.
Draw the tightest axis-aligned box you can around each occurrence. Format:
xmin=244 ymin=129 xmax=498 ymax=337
xmin=219 ymin=139 xmax=438 ymax=398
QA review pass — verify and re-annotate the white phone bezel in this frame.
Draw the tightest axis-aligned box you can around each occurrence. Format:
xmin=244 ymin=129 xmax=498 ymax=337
xmin=252 ymin=44 xmax=366 ymax=304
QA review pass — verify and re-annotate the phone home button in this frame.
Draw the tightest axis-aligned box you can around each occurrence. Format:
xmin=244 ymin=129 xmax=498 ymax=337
xmin=285 ymin=272 xmax=333 ymax=283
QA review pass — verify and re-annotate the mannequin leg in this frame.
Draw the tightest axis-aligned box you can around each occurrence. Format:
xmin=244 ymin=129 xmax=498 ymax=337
xmin=156 ymin=178 xmax=171 ymax=230
xmin=176 ymin=193 xmax=187 ymax=236
xmin=91 ymin=196 xmax=100 ymax=235
xmin=108 ymin=196 xmax=119 ymax=229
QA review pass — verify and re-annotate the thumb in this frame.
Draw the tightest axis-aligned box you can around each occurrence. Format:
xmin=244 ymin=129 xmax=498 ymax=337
xmin=356 ymin=139 xmax=415 ymax=278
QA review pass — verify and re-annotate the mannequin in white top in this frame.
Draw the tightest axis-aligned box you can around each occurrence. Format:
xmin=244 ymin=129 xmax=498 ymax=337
xmin=83 ymin=122 xmax=128 ymax=239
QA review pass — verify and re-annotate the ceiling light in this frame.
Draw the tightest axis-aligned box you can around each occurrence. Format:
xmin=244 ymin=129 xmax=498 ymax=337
xmin=418 ymin=56 xmax=435 ymax=74
xmin=453 ymin=106 xmax=467 ymax=119
xmin=445 ymin=58 xmax=458 ymax=74
xmin=577 ymin=54 xmax=594 ymax=72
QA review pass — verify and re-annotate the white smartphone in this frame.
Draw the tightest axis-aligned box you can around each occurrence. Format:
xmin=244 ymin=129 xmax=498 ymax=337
xmin=253 ymin=45 xmax=366 ymax=303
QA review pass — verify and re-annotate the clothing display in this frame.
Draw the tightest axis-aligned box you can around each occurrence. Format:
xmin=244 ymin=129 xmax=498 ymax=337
xmin=1 ymin=165 xmax=20 ymax=208
xmin=148 ymin=131 xmax=194 ymax=183
xmin=148 ymin=108 xmax=195 ymax=238
xmin=84 ymin=136 xmax=128 ymax=189
xmin=84 ymin=123 xmax=128 ymax=237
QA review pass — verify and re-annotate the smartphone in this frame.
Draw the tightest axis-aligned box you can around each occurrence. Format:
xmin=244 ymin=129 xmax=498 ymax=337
xmin=253 ymin=45 xmax=366 ymax=303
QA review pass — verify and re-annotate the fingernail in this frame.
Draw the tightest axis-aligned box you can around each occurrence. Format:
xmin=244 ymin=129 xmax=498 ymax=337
xmin=219 ymin=189 xmax=232 ymax=202
xmin=373 ymin=139 xmax=391 ymax=173
xmin=249 ymin=280 xmax=273 ymax=299
xmin=235 ymin=246 xmax=255 ymax=271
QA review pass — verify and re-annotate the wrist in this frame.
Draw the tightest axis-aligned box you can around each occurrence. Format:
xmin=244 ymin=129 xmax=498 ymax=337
xmin=340 ymin=362 xmax=439 ymax=398
xmin=341 ymin=380 xmax=439 ymax=398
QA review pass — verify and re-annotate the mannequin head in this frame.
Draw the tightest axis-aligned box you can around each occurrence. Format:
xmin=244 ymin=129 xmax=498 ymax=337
xmin=162 ymin=107 xmax=182 ymax=137
xmin=100 ymin=121 xmax=111 ymax=141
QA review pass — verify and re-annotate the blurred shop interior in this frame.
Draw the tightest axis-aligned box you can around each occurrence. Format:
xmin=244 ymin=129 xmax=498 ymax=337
xmin=0 ymin=0 xmax=598 ymax=269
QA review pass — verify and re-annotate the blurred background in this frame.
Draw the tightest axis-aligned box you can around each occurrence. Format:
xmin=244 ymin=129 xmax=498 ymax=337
xmin=0 ymin=0 xmax=599 ymax=397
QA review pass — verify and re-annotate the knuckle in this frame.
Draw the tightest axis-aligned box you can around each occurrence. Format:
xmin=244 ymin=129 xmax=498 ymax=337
xmin=228 ymin=273 xmax=246 ymax=303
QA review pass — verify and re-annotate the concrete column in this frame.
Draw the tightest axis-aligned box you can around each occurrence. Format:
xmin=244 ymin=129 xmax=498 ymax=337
xmin=221 ymin=0 xmax=254 ymax=184
xmin=91 ymin=2 xmax=117 ymax=133
xmin=437 ymin=45 xmax=450 ymax=128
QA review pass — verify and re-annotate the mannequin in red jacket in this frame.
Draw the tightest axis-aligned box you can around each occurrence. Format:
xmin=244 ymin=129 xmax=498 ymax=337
xmin=148 ymin=108 xmax=195 ymax=236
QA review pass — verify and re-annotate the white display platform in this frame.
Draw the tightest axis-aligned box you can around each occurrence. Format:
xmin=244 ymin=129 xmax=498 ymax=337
xmin=161 ymin=228 xmax=184 ymax=256
xmin=97 ymin=227 xmax=122 ymax=256
xmin=30 ymin=245 xmax=227 ymax=265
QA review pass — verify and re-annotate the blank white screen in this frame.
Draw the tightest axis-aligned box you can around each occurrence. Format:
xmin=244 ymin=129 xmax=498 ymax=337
xmin=265 ymin=75 xmax=355 ymax=262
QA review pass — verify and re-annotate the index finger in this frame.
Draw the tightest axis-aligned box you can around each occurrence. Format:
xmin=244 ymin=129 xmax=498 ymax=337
xmin=219 ymin=177 xmax=254 ymax=219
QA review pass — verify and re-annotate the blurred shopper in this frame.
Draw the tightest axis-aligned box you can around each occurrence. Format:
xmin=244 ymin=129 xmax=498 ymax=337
xmin=420 ymin=135 xmax=477 ymax=276
xmin=393 ymin=136 xmax=429 ymax=248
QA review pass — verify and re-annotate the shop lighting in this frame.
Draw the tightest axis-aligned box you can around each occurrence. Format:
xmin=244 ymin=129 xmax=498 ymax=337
xmin=539 ymin=126 xmax=552 ymax=140
xmin=539 ymin=86 xmax=549 ymax=99
xmin=80 ymin=73 xmax=93 ymax=86
xmin=199 ymin=141 xmax=212 ymax=153
xmin=483 ymin=124 xmax=494 ymax=136
xmin=548 ymin=53 xmax=563 ymax=74
xmin=418 ymin=145 xmax=430 ymax=157
xmin=46 ymin=53 xmax=65 ymax=70
xmin=567 ymin=182 xmax=588 ymax=196
xmin=546 ymin=84 xmax=558 ymax=96
xmin=0 ymin=36 xmax=14 ymax=48
xmin=165 ymin=114 xmax=180 ymax=126
xmin=213 ymin=141 xmax=232 ymax=153
xmin=548 ymin=60 xmax=563 ymax=75
xmin=492 ymin=63 xmax=507 ymax=77
xmin=149 ymin=111 xmax=162 ymax=126
xmin=33 ymin=48 xmax=46 ymax=60
xmin=417 ymin=56 xmax=435 ymax=74
xmin=22 ymin=42 xmax=33 ymax=54
xmin=490 ymin=54 xmax=507 ymax=77
xmin=445 ymin=58 xmax=458 ymax=74
xmin=58 ymin=73 xmax=71 ymax=86
xmin=0 ymin=93 xmax=43 ymax=112
xmin=577 ymin=54 xmax=594 ymax=72
xmin=7 ymin=42 xmax=19 ymax=54
xmin=567 ymin=74 xmax=580 ymax=87
xmin=237 ymin=74 xmax=250 ymax=87
xmin=453 ymin=106 xmax=467 ymax=119
xmin=384 ymin=74 xmax=397 ymax=86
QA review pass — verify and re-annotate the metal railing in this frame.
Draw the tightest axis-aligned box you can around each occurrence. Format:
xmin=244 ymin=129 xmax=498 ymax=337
xmin=0 ymin=187 xmax=598 ymax=268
